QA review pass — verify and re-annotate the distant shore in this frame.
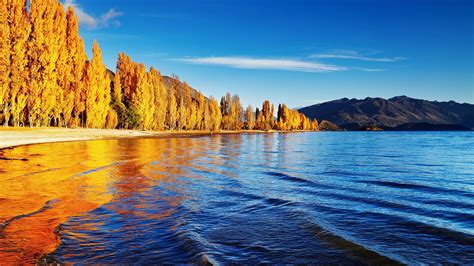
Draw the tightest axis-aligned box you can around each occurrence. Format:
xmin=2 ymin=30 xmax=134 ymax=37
xmin=0 ymin=127 xmax=302 ymax=150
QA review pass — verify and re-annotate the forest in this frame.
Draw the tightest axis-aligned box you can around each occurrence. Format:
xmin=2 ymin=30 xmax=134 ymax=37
xmin=0 ymin=0 xmax=319 ymax=131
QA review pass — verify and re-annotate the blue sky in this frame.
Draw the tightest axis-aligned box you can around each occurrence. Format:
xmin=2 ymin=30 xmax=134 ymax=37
xmin=66 ymin=0 xmax=473 ymax=108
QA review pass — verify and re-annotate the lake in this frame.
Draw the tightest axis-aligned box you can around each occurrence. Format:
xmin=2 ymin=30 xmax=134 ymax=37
xmin=0 ymin=132 xmax=473 ymax=264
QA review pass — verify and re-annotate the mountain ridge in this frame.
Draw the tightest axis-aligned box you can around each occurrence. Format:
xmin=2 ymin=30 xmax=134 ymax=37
xmin=299 ymin=96 xmax=474 ymax=130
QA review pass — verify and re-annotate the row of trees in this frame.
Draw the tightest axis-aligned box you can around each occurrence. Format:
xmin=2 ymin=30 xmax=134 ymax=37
xmin=0 ymin=0 xmax=318 ymax=131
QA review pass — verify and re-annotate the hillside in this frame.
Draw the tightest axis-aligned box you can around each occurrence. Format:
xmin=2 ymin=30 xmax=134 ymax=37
xmin=299 ymin=96 xmax=474 ymax=130
xmin=108 ymin=69 xmax=204 ymax=101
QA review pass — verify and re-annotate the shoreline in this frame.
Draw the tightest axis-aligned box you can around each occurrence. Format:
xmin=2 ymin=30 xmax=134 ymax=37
xmin=0 ymin=127 xmax=307 ymax=150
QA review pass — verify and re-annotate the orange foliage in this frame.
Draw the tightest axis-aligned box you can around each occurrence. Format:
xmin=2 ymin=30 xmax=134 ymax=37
xmin=0 ymin=0 xmax=318 ymax=131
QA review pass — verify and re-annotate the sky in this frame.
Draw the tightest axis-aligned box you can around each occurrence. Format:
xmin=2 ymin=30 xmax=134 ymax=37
xmin=66 ymin=0 xmax=473 ymax=108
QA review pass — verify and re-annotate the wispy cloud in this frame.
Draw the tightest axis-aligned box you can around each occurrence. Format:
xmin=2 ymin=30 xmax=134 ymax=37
xmin=173 ymin=56 xmax=383 ymax=73
xmin=311 ymin=50 xmax=406 ymax=62
xmin=64 ymin=0 xmax=123 ymax=29
xmin=173 ymin=57 xmax=348 ymax=72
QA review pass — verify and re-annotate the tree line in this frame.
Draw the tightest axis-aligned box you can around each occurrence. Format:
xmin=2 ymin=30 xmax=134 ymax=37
xmin=0 ymin=0 xmax=318 ymax=131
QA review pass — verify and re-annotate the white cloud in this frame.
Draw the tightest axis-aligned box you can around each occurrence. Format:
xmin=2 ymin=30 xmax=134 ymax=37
xmin=173 ymin=57 xmax=348 ymax=73
xmin=63 ymin=0 xmax=123 ymax=29
xmin=100 ymin=9 xmax=123 ymax=27
xmin=311 ymin=50 xmax=406 ymax=62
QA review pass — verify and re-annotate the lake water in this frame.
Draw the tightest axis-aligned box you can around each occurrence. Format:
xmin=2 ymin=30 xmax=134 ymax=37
xmin=0 ymin=132 xmax=473 ymax=264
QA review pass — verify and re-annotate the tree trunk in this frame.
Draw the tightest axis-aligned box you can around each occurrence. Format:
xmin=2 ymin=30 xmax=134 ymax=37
xmin=3 ymin=105 xmax=10 ymax=127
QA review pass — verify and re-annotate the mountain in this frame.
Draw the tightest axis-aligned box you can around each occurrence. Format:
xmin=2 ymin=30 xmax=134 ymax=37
xmin=299 ymin=96 xmax=474 ymax=130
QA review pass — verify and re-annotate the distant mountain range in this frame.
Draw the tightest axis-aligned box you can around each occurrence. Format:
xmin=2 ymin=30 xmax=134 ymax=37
xmin=299 ymin=96 xmax=474 ymax=131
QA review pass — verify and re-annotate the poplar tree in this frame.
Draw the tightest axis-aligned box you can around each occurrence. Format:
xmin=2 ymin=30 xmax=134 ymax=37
xmin=1 ymin=0 xmax=320 ymax=131
xmin=52 ymin=2 xmax=67 ymax=126
xmin=111 ymin=71 xmax=126 ymax=128
xmin=0 ymin=0 xmax=8 ymax=125
xmin=5 ymin=0 xmax=30 ymax=126
xmin=177 ymin=96 xmax=186 ymax=130
xmin=167 ymin=89 xmax=178 ymax=130
xmin=261 ymin=100 xmax=272 ymax=130
xmin=150 ymin=67 xmax=167 ymax=130
xmin=182 ymin=83 xmax=192 ymax=129
xmin=198 ymin=93 xmax=206 ymax=130
xmin=230 ymin=94 xmax=243 ymax=130
xmin=29 ymin=0 xmax=59 ymax=126
xmin=65 ymin=6 xmax=87 ymax=127
xmin=133 ymin=63 xmax=153 ymax=129
xmin=209 ymin=97 xmax=222 ymax=131
xmin=203 ymin=100 xmax=211 ymax=130
xmin=245 ymin=105 xmax=254 ymax=130
xmin=85 ymin=41 xmax=110 ymax=128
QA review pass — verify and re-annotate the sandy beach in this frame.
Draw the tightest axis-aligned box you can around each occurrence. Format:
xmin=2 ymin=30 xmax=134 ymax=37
xmin=0 ymin=128 xmax=210 ymax=149
xmin=0 ymin=127 xmax=286 ymax=150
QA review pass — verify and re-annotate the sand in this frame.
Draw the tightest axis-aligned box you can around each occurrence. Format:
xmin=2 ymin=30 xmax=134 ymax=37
xmin=0 ymin=127 xmax=201 ymax=149
xmin=0 ymin=127 xmax=288 ymax=150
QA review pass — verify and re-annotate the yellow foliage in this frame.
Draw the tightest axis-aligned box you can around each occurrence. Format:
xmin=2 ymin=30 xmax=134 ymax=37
xmin=0 ymin=0 xmax=320 ymax=130
xmin=0 ymin=0 xmax=8 ymax=109
xmin=105 ymin=108 xmax=118 ymax=129
xmin=85 ymin=41 xmax=111 ymax=128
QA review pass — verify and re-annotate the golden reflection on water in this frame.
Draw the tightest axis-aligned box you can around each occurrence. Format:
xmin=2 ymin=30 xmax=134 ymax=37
xmin=0 ymin=137 xmax=212 ymax=264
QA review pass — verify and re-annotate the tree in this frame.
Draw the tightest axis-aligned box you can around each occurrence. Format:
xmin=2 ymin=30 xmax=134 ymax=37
xmin=0 ymin=0 xmax=8 ymax=126
xmin=182 ymin=83 xmax=192 ymax=130
xmin=255 ymin=107 xmax=262 ymax=129
xmin=245 ymin=105 xmax=254 ymax=130
xmin=111 ymin=71 xmax=126 ymax=128
xmin=198 ymin=93 xmax=207 ymax=130
xmin=260 ymin=100 xmax=272 ymax=130
xmin=311 ymin=118 xmax=319 ymax=131
xmin=105 ymin=108 xmax=118 ymax=129
xmin=150 ymin=67 xmax=167 ymax=130
xmin=203 ymin=99 xmax=211 ymax=131
xmin=85 ymin=41 xmax=110 ymax=128
xmin=230 ymin=94 xmax=243 ymax=130
xmin=209 ymin=96 xmax=222 ymax=131
xmin=4 ymin=0 xmax=30 ymax=126
xmin=133 ymin=63 xmax=154 ymax=129
xmin=167 ymin=88 xmax=178 ymax=130
xmin=220 ymin=92 xmax=231 ymax=130
xmin=0 ymin=0 xmax=321 ymax=131
xmin=52 ymin=2 xmax=67 ymax=126
xmin=29 ymin=0 xmax=60 ymax=126
xmin=177 ymin=96 xmax=186 ymax=130
xmin=65 ymin=6 xmax=87 ymax=127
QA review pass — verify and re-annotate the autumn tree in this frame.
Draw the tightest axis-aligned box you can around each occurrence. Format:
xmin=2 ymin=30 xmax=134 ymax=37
xmin=85 ymin=41 xmax=110 ymax=128
xmin=52 ymin=2 xmax=67 ymax=126
xmin=182 ymin=83 xmax=192 ymax=130
xmin=4 ymin=0 xmax=30 ymax=126
xmin=177 ymin=96 xmax=186 ymax=130
xmin=65 ymin=6 xmax=87 ymax=127
xmin=209 ymin=96 xmax=222 ymax=131
xmin=260 ymin=100 xmax=273 ymax=130
xmin=230 ymin=94 xmax=243 ymax=130
xmin=0 ymin=0 xmax=8 ymax=125
xmin=29 ymin=0 xmax=62 ymax=126
xmin=111 ymin=71 xmax=126 ymax=128
xmin=220 ymin=93 xmax=243 ymax=130
xmin=167 ymin=89 xmax=178 ymax=130
xmin=0 ymin=0 xmax=321 ymax=131
xmin=311 ymin=118 xmax=319 ymax=131
xmin=133 ymin=63 xmax=154 ymax=129
xmin=245 ymin=105 xmax=255 ymax=130
xmin=203 ymin=99 xmax=211 ymax=130
xmin=150 ymin=67 xmax=167 ymax=130
xmin=220 ymin=93 xmax=231 ymax=130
